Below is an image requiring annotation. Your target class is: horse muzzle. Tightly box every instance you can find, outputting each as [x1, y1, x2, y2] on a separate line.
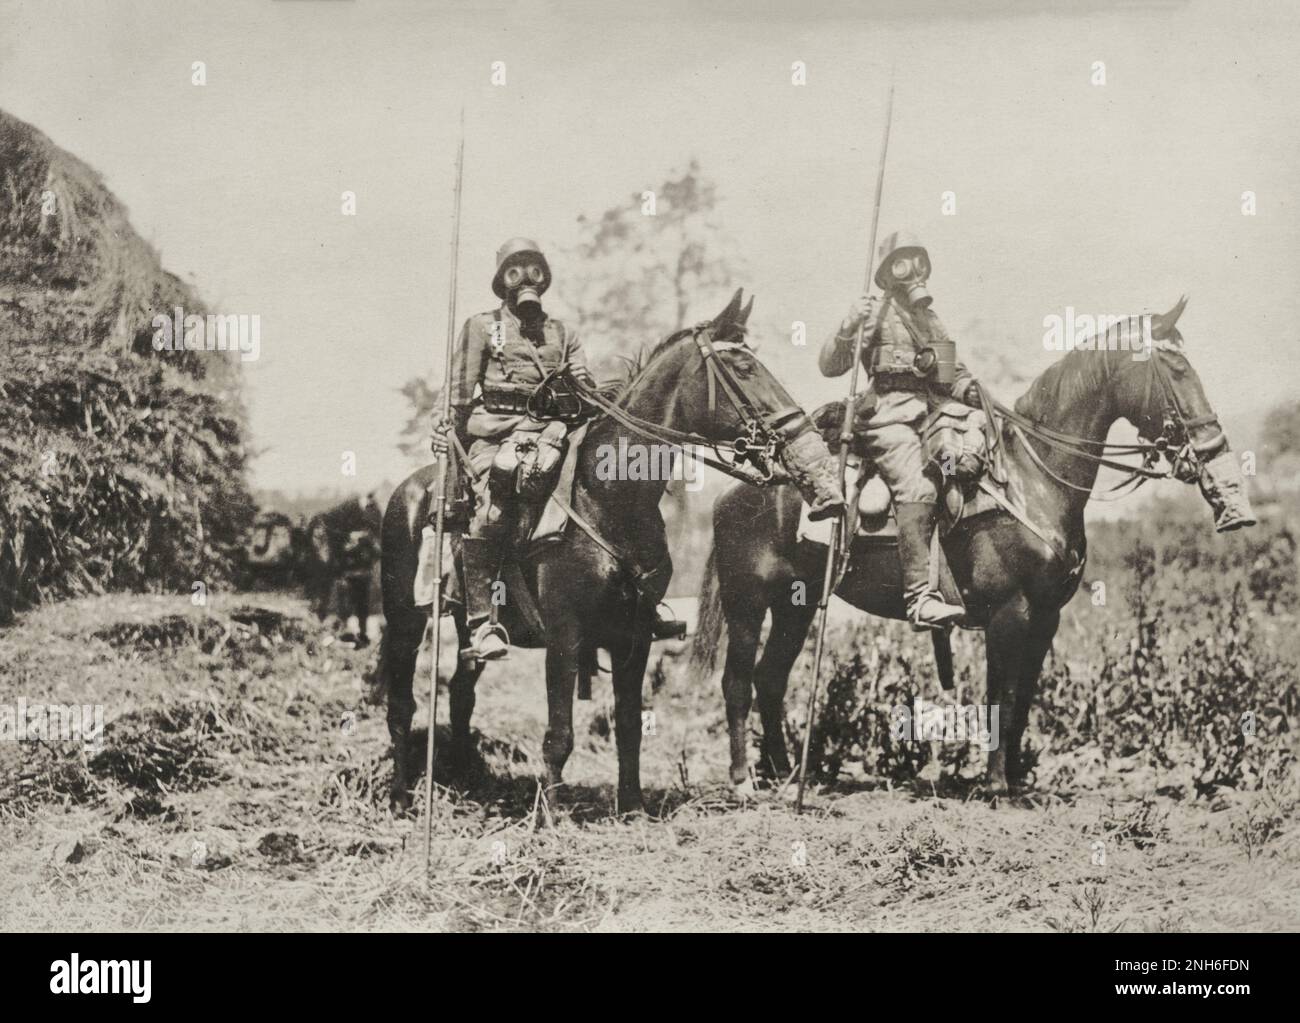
[1197, 448, 1256, 532]
[780, 426, 845, 520]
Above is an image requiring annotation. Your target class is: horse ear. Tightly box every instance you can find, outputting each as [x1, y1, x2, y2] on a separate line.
[1151, 294, 1189, 340]
[713, 288, 744, 329]
[738, 294, 755, 326]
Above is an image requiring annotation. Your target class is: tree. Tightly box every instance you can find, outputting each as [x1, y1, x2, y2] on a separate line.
[558, 158, 745, 375]
[398, 158, 743, 447]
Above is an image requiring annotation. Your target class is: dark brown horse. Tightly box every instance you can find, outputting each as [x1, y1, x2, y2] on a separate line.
[379, 291, 844, 813]
[692, 300, 1255, 796]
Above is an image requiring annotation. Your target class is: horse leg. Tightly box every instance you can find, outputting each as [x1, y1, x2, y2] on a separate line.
[382, 608, 426, 812]
[542, 618, 581, 796]
[447, 607, 484, 779]
[1007, 608, 1059, 787]
[754, 596, 817, 781]
[610, 628, 652, 815]
[720, 598, 764, 789]
[984, 594, 1031, 797]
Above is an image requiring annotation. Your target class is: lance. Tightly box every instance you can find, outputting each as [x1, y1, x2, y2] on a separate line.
[424, 108, 465, 873]
[795, 79, 894, 814]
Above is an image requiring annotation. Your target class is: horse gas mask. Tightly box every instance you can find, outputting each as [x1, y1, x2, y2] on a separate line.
[1137, 302, 1256, 534]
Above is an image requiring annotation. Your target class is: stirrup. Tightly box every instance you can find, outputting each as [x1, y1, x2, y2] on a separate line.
[465, 621, 510, 663]
[652, 602, 687, 641]
[909, 594, 964, 632]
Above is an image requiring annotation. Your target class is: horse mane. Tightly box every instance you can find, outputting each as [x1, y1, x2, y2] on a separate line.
[1014, 315, 1146, 420]
[601, 326, 697, 399]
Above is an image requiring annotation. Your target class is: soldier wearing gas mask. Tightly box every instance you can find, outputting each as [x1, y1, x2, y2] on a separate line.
[432, 236, 684, 663]
[431, 237, 594, 662]
[819, 231, 982, 630]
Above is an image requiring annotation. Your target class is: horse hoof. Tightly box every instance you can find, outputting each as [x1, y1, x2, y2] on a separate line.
[616, 791, 644, 817]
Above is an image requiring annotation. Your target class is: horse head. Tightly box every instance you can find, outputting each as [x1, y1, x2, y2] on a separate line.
[628, 288, 843, 517]
[1117, 297, 1255, 532]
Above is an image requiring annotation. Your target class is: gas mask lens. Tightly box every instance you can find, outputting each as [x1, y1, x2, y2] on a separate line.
[504, 264, 545, 289]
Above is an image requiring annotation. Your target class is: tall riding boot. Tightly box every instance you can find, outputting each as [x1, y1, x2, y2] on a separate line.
[460, 536, 509, 662]
[895, 502, 964, 630]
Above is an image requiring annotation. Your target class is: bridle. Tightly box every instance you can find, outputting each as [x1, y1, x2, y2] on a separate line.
[566, 321, 807, 485]
[996, 327, 1225, 500]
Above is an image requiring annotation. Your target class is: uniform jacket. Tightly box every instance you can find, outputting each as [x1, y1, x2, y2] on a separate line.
[449, 304, 594, 441]
[818, 299, 973, 429]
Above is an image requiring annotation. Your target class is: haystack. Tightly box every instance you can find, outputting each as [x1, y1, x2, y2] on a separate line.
[0, 109, 252, 621]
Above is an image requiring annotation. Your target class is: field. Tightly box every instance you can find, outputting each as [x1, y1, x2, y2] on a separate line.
[3, 507, 1298, 932]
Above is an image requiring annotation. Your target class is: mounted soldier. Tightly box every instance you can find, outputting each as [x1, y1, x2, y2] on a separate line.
[428, 237, 591, 662]
[432, 236, 684, 664]
[819, 231, 982, 630]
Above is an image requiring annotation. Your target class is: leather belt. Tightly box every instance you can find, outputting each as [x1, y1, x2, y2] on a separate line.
[481, 389, 533, 415]
[874, 374, 932, 394]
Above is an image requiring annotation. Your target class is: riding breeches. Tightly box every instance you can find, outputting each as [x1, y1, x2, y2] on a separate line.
[466, 439, 505, 536]
[865, 421, 936, 505]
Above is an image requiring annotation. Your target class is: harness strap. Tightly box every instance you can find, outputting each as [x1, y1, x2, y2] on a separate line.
[571, 371, 791, 487]
[975, 477, 1073, 566]
[1009, 421, 1152, 499]
[544, 489, 658, 593]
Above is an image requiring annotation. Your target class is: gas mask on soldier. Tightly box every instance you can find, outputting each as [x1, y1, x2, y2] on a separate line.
[884, 252, 931, 309]
[873, 231, 933, 310]
[492, 237, 553, 320]
[501, 261, 547, 316]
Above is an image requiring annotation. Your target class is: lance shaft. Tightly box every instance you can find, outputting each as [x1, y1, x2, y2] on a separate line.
[795, 79, 894, 814]
[425, 111, 465, 874]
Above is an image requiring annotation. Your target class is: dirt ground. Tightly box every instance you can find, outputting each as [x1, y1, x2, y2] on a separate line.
[2, 592, 1297, 932]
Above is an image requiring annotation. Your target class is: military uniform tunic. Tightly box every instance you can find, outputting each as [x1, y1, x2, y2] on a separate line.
[819, 300, 973, 504]
[449, 304, 593, 533]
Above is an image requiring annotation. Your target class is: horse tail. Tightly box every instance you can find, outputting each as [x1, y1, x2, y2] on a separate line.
[689, 541, 724, 676]
[932, 629, 955, 692]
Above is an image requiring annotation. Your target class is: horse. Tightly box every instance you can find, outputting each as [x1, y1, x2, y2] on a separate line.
[239, 510, 305, 590]
[304, 494, 382, 645]
[691, 298, 1255, 796]
[378, 289, 846, 814]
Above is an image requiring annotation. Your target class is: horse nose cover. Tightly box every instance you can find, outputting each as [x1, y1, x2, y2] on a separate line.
[782, 427, 845, 520]
[1198, 448, 1256, 532]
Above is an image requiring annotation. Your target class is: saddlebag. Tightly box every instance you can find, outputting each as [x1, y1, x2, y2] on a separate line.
[922, 402, 990, 484]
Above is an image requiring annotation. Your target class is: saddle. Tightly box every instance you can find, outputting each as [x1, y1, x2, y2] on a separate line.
[809, 397, 997, 529]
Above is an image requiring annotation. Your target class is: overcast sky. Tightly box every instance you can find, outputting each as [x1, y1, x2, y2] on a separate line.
[2, 0, 1296, 499]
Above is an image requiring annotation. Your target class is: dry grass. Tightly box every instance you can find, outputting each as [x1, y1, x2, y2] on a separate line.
[1, 592, 1297, 932]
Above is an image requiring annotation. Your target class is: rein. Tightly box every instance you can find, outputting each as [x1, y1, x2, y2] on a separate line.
[567, 322, 804, 487]
[992, 335, 1224, 500]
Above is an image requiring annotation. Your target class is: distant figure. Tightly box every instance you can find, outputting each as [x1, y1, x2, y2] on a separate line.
[240, 510, 304, 589]
[306, 492, 382, 646]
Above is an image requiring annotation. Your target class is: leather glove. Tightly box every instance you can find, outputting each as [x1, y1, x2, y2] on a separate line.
[430, 411, 454, 456]
[839, 294, 877, 340]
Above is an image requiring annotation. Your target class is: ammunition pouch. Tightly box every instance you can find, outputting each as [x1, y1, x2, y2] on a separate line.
[490, 421, 570, 503]
[923, 402, 990, 484]
[482, 372, 587, 424]
[481, 386, 535, 416]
